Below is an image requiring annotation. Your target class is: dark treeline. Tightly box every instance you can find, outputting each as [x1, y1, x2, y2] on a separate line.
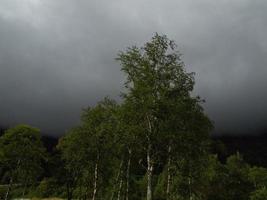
[40, 134, 267, 170]
[1, 34, 267, 200]
[212, 134, 267, 167]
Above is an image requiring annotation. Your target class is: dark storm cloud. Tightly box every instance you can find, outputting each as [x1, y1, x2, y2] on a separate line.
[0, 0, 267, 135]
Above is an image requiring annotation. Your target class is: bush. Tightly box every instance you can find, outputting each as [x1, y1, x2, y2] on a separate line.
[35, 178, 61, 198]
[250, 188, 267, 200]
[0, 185, 7, 200]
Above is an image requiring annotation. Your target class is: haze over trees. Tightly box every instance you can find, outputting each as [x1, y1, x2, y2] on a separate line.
[0, 34, 267, 200]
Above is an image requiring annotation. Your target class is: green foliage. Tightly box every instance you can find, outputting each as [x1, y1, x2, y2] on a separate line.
[225, 153, 253, 200]
[1, 34, 266, 200]
[0, 185, 7, 199]
[35, 178, 63, 198]
[0, 124, 46, 198]
[117, 33, 213, 200]
[205, 152, 254, 200]
[58, 97, 119, 199]
[249, 167, 267, 188]
[250, 187, 267, 200]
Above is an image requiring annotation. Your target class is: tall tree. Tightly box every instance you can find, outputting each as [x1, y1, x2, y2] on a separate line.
[57, 127, 88, 200]
[117, 33, 212, 200]
[0, 124, 46, 200]
[225, 153, 253, 200]
[59, 97, 118, 200]
[113, 102, 144, 200]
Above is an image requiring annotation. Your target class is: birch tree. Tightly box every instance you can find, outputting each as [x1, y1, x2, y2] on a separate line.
[118, 34, 196, 200]
[59, 97, 118, 200]
[117, 33, 213, 200]
[113, 102, 143, 200]
[0, 124, 46, 200]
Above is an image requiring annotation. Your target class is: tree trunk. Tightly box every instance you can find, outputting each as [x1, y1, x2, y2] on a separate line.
[4, 177, 13, 200]
[92, 153, 100, 200]
[126, 148, 132, 200]
[188, 176, 192, 200]
[166, 144, 172, 199]
[5, 159, 21, 200]
[117, 177, 123, 200]
[67, 180, 73, 200]
[147, 144, 153, 200]
[22, 180, 28, 197]
[110, 159, 124, 200]
[146, 114, 153, 200]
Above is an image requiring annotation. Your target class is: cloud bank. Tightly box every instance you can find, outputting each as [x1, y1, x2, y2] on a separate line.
[0, 0, 267, 135]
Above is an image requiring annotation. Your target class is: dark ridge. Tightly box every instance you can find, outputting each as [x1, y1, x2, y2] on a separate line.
[41, 135, 59, 152]
[212, 133, 267, 167]
[1, 125, 58, 152]
[2, 124, 266, 167]
[38, 133, 267, 167]
[0, 125, 8, 137]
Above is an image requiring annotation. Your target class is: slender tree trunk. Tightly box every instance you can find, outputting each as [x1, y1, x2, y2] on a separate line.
[67, 182, 72, 200]
[5, 159, 21, 200]
[188, 176, 192, 200]
[22, 186, 26, 197]
[92, 153, 100, 200]
[4, 177, 13, 200]
[166, 144, 172, 199]
[117, 158, 125, 200]
[146, 114, 153, 200]
[126, 148, 132, 200]
[110, 159, 124, 200]
[22, 179, 28, 197]
[117, 177, 123, 200]
[147, 144, 153, 200]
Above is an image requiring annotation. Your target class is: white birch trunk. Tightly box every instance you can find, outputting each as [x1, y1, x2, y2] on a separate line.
[110, 159, 124, 200]
[189, 176, 193, 200]
[117, 177, 123, 200]
[147, 145, 153, 200]
[4, 177, 13, 200]
[166, 144, 172, 199]
[126, 149, 132, 200]
[92, 153, 99, 200]
[146, 114, 153, 200]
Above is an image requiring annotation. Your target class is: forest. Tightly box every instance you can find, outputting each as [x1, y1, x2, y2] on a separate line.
[0, 34, 267, 200]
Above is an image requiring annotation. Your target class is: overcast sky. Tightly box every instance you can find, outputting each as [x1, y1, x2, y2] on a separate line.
[0, 0, 267, 135]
